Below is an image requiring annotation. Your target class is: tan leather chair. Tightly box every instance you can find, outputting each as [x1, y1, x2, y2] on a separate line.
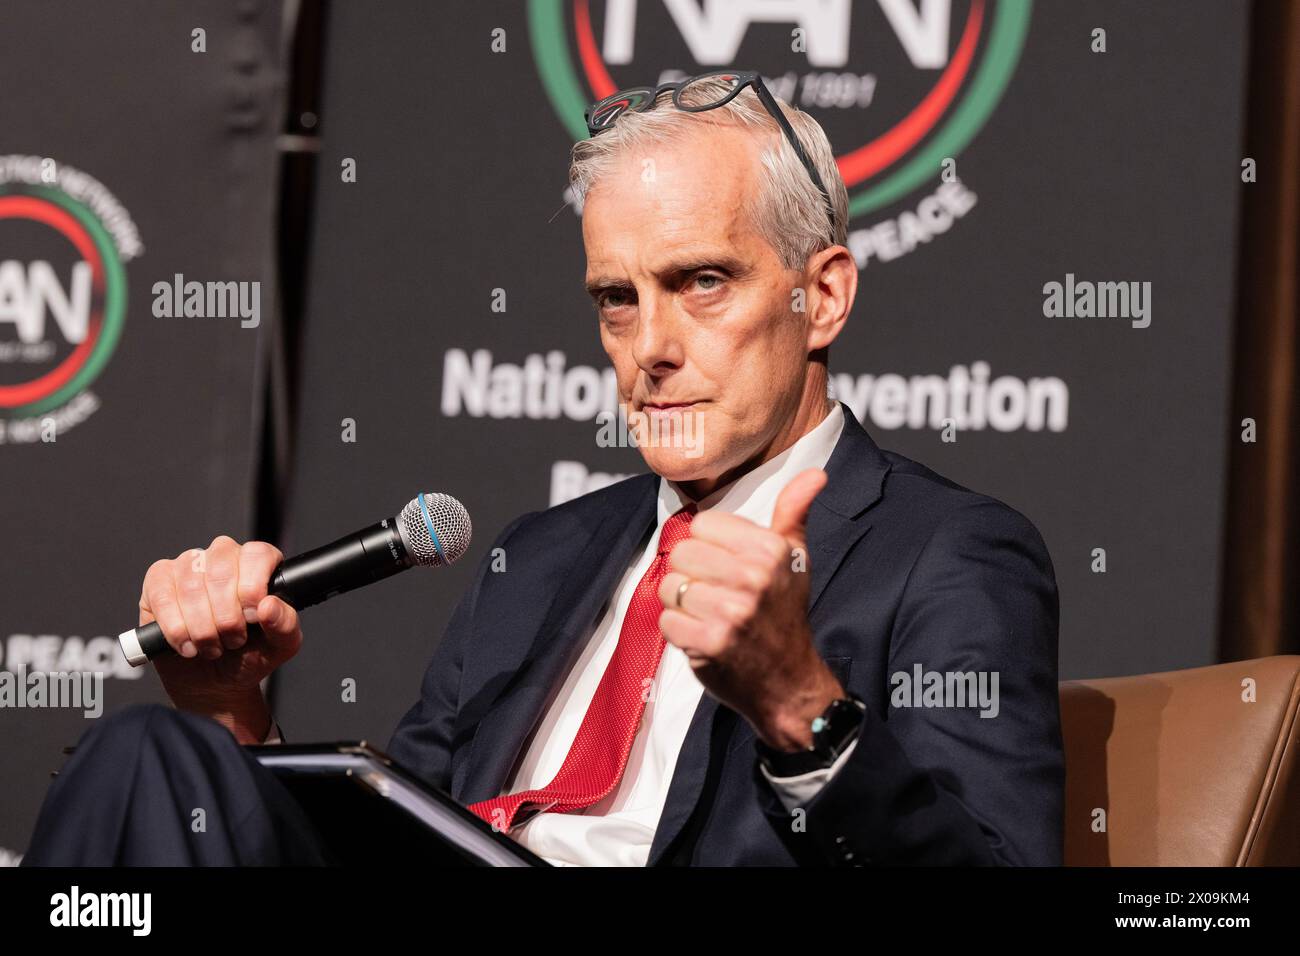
[1060, 655, 1300, 865]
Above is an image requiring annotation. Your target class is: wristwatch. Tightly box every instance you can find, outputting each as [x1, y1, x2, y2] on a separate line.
[756, 694, 867, 777]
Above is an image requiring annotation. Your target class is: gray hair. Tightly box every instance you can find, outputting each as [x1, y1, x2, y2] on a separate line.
[569, 78, 849, 270]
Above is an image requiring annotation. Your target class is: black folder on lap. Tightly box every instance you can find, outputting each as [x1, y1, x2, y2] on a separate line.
[245, 742, 550, 867]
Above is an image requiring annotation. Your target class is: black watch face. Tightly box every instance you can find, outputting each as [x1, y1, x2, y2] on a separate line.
[814, 697, 865, 756]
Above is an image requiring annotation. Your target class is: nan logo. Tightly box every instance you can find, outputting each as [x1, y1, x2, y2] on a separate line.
[0, 155, 142, 441]
[531, 0, 1033, 266]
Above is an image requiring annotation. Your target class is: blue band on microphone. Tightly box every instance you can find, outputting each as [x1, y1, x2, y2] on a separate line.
[416, 492, 446, 563]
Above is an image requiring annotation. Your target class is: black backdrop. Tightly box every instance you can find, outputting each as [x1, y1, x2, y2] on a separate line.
[1, 0, 1249, 858]
[0, 0, 284, 856]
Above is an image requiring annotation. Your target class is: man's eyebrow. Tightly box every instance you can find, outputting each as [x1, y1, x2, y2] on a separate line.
[584, 255, 750, 296]
[658, 254, 748, 278]
[584, 275, 631, 296]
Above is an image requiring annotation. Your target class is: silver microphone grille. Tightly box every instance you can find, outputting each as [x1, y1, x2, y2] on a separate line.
[397, 493, 472, 567]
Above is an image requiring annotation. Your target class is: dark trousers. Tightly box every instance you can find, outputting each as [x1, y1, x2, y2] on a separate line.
[22, 703, 331, 866]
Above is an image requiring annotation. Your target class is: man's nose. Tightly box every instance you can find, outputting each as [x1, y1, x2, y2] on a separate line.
[631, 292, 684, 375]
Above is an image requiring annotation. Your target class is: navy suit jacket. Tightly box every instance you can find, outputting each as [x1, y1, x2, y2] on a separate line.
[387, 403, 1065, 866]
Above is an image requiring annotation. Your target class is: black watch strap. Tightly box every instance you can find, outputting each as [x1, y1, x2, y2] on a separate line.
[757, 694, 866, 777]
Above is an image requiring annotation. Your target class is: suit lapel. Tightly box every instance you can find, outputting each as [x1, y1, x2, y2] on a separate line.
[455, 475, 659, 803]
[805, 401, 891, 610]
[646, 692, 723, 864]
[648, 403, 892, 863]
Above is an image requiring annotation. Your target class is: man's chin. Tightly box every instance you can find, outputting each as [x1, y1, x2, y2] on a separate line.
[637, 447, 718, 484]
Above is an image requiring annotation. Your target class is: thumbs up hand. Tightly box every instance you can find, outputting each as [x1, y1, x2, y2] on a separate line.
[658, 468, 847, 752]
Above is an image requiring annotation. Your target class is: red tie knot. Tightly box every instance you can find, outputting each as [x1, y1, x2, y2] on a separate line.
[657, 504, 696, 556]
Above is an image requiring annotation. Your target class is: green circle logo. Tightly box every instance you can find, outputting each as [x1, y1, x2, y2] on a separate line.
[0, 160, 136, 425]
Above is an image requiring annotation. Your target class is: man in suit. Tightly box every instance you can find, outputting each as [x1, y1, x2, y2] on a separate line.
[24, 75, 1063, 866]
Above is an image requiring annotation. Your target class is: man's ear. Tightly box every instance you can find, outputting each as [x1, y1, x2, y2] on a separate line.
[802, 245, 856, 352]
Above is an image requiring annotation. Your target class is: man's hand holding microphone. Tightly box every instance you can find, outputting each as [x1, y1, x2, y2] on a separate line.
[121, 493, 472, 744]
[140, 537, 300, 744]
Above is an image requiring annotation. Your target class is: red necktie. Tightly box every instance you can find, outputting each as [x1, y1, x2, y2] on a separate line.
[468, 505, 696, 833]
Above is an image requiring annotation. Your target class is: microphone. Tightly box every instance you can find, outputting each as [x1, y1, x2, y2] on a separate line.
[117, 492, 472, 667]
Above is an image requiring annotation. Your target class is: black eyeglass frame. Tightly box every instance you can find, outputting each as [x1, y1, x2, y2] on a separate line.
[584, 70, 836, 243]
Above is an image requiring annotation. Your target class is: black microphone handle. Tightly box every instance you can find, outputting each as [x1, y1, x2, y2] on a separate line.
[119, 519, 411, 666]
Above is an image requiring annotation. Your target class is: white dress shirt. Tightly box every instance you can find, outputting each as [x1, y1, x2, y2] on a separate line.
[263, 403, 857, 866]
